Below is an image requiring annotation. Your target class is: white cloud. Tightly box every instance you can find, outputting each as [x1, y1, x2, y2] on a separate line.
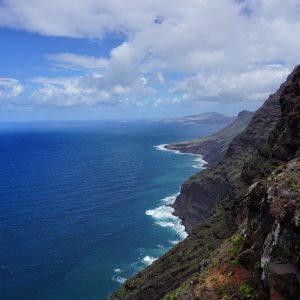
[1, 0, 300, 106]
[171, 64, 290, 102]
[0, 78, 23, 103]
[45, 53, 109, 70]
[152, 97, 182, 107]
[30, 73, 152, 107]
[156, 72, 165, 84]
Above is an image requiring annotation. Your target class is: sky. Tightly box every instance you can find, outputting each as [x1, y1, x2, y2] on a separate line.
[0, 0, 299, 121]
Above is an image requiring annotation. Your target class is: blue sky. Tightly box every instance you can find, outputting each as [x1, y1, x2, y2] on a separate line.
[0, 0, 299, 121]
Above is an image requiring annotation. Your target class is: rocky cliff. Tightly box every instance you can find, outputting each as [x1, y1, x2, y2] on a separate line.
[109, 65, 300, 300]
[165, 110, 254, 165]
[172, 66, 298, 233]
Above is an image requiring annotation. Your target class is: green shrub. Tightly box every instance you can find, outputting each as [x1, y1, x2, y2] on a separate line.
[254, 261, 261, 269]
[240, 282, 253, 299]
[230, 258, 239, 265]
[229, 246, 240, 257]
[289, 179, 298, 192]
[216, 286, 224, 297]
[232, 235, 243, 246]
[260, 143, 272, 158]
[165, 294, 176, 300]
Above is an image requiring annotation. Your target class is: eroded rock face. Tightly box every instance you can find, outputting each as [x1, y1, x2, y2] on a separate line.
[173, 172, 234, 233]
[241, 160, 300, 299]
[270, 65, 300, 161]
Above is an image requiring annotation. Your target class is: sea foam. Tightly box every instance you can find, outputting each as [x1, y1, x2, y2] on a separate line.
[140, 142, 205, 272]
[146, 143, 207, 241]
[112, 276, 126, 284]
[142, 256, 157, 265]
[154, 144, 207, 169]
[145, 194, 187, 240]
[169, 239, 181, 245]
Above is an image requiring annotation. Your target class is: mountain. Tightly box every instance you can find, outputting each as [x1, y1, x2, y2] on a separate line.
[165, 110, 254, 164]
[161, 112, 235, 125]
[109, 65, 300, 300]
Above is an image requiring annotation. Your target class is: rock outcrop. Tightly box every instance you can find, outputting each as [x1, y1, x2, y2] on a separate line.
[241, 160, 300, 299]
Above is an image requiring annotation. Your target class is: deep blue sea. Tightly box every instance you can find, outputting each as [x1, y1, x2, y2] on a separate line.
[0, 121, 224, 300]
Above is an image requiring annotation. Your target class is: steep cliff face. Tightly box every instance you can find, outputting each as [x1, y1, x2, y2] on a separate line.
[109, 65, 300, 300]
[173, 66, 300, 234]
[270, 69, 300, 161]
[165, 110, 254, 165]
[242, 67, 300, 299]
[242, 160, 300, 299]
[172, 69, 293, 233]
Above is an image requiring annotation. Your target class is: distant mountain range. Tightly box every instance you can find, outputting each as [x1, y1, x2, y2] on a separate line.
[161, 112, 235, 125]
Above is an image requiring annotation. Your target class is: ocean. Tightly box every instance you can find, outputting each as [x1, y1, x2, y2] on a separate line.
[0, 120, 224, 300]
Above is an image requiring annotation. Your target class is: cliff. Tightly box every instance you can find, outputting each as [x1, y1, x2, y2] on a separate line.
[172, 73, 289, 233]
[165, 110, 254, 164]
[109, 65, 300, 300]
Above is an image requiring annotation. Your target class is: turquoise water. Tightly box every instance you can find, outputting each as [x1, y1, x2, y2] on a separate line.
[0, 121, 223, 299]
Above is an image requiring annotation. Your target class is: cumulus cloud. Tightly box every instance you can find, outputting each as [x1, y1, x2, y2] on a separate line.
[30, 73, 151, 107]
[0, 77, 23, 103]
[1, 0, 300, 106]
[171, 64, 290, 102]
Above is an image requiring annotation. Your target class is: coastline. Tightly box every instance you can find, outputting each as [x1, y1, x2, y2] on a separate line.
[148, 144, 208, 240]
[154, 144, 208, 169]
[163, 110, 255, 165]
[112, 142, 205, 286]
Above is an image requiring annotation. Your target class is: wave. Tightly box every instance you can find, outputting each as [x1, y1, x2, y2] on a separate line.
[112, 275, 126, 284]
[154, 144, 207, 169]
[154, 144, 182, 155]
[145, 194, 187, 240]
[112, 268, 126, 284]
[193, 156, 207, 169]
[142, 256, 157, 265]
[169, 239, 181, 245]
[154, 144, 171, 152]
[155, 221, 176, 227]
